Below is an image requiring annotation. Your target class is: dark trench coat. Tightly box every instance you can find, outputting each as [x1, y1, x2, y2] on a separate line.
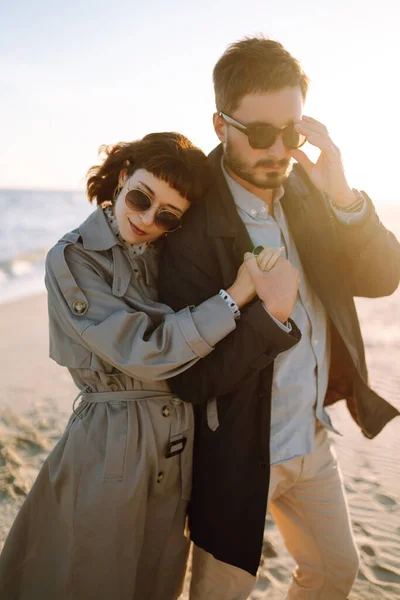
[158, 145, 400, 575]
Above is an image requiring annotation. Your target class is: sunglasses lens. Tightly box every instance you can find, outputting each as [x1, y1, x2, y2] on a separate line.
[156, 211, 181, 232]
[125, 189, 151, 211]
[248, 126, 277, 149]
[283, 126, 307, 149]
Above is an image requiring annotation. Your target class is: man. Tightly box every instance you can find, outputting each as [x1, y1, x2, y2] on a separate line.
[158, 37, 400, 599]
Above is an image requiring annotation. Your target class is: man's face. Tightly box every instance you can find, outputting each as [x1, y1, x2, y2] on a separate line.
[215, 87, 304, 190]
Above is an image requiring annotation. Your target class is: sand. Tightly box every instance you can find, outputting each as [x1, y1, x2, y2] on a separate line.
[0, 287, 399, 599]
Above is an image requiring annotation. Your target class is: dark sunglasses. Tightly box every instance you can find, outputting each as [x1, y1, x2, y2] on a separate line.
[125, 188, 182, 233]
[219, 112, 307, 150]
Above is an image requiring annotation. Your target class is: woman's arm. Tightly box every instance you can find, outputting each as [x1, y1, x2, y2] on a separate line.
[45, 241, 236, 381]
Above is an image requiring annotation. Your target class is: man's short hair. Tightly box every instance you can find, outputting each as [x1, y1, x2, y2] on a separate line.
[213, 36, 309, 114]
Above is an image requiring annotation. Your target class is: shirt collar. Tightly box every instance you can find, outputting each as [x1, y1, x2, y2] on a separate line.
[221, 157, 284, 218]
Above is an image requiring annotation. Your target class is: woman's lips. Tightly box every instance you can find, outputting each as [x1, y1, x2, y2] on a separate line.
[129, 220, 147, 236]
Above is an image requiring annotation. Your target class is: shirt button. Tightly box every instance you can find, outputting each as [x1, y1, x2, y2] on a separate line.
[260, 206, 267, 213]
[250, 209, 257, 217]
[161, 405, 172, 417]
[313, 339, 319, 346]
[157, 471, 164, 483]
[171, 396, 182, 406]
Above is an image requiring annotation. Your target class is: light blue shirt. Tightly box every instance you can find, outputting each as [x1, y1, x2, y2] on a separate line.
[222, 162, 366, 465]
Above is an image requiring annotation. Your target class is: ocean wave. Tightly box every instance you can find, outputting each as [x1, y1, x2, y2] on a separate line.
[0, 189, 94, 304]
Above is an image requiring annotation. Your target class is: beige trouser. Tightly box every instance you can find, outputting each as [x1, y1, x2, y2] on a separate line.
[189, 423, 359, 600]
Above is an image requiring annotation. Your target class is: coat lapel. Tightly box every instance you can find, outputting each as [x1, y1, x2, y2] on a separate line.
[206, 146, 255, 287]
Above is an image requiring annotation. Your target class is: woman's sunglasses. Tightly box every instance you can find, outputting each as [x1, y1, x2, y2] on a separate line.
[219, 112, 307, 150]
[125, 188, 182, 233]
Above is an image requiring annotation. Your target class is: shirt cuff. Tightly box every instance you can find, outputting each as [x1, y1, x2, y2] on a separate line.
[262, 303, 292, 332]
[330, 195, 368, 224]
[188, 294, 237, 353]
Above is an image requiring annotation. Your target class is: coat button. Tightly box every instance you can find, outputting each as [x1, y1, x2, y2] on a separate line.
[72, 299, 87, 314]
[162, 405, 172, 417]
[171, 396, 182, 406]
[157, 471, 164, 483]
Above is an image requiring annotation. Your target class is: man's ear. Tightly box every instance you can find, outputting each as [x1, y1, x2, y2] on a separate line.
[213, 112, 226, 143]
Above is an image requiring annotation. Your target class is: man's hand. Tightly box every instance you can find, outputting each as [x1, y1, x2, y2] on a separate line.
[227, 246, 283, 308]
[291, 116, 356, 208]
[244, 253, 300, 323]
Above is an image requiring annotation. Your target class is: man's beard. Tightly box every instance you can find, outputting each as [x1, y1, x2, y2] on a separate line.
[224, 141, 293, 189]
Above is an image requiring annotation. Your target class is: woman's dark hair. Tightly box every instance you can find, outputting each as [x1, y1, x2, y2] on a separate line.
[87, 132, 211, 205]
[213, 36, 309, 114]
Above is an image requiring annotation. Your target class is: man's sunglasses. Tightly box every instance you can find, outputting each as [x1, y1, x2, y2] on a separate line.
[125, 188, 182, 232]
[219, 112, 307, 150]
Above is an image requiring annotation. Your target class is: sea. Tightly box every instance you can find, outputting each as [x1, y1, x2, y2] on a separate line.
[1, 189, 400, 306]
[0, 189, 94, 304]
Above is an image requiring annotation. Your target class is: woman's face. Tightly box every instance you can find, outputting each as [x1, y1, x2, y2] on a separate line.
[113, 169, 190, 244]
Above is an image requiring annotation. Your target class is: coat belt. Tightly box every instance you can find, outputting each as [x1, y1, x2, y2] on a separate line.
[81, 389, 175, 403]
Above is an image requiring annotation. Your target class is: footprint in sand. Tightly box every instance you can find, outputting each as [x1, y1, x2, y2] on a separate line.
[375, 493, 397, 508]
[370, 565, 400, 584]
[353, 521, 371, 537]
[268, 567, 287, 583]
[262, 540, 278, 559]
[344, 483, 356, 494]
[253, 574, 272, 593]
[360, 544, 375, 557]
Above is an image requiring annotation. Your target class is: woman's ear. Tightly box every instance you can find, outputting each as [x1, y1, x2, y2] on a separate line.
[213, 112, 226, 143]
[118, 168, 128, 188]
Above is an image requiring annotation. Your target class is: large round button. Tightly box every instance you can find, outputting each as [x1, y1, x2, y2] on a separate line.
[157, 471, 164, 483]
[72, 299, 87, 315]
[162, 405, 172, 417]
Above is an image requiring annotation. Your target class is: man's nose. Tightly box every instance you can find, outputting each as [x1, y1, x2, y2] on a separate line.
[266, 133, 287, 161]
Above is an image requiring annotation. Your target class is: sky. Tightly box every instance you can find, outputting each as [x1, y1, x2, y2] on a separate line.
[1, 0, 399, 204]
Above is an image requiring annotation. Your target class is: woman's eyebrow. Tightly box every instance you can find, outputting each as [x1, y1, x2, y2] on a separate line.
[138, 181, 155, 196]
[138, 180, 183, 214]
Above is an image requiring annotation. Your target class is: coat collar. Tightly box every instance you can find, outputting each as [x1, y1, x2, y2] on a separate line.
[79, 205, 121, 251]
[206, 144, 314, 239]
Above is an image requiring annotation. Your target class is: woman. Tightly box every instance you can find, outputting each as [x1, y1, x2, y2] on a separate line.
[0, 132, 268, 600]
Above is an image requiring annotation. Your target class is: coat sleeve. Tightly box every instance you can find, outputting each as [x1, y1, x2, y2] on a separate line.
[332, 193, 400, 298]
[45, 242, 236, 381]
[158, 234, 301, 404]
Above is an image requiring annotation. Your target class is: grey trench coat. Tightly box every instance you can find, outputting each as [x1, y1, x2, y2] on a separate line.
[0, 207, 236, 600]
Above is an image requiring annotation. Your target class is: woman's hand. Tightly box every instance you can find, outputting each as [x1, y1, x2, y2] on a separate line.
[227, 246, 283, 308]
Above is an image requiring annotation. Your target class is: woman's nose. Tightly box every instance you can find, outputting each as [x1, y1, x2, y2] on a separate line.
[140, 205, 158, 226]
